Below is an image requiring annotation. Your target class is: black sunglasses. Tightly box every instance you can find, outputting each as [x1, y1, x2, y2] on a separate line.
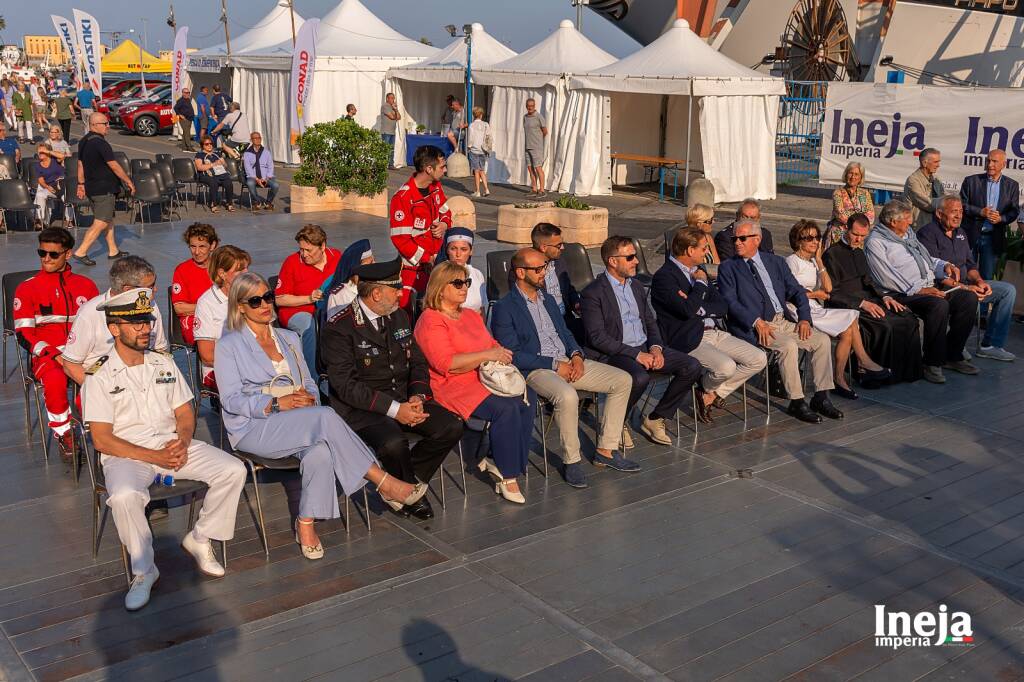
[37, 248, 66, 259]
[732, 235, 757, 242]
[799, 234, 821, 242]
[449, 278, 473, 289]
[614, 253, 638, 262]
[243, 292, 276, 308]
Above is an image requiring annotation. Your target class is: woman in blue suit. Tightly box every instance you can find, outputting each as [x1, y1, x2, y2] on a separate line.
[214, 272, 427, 560]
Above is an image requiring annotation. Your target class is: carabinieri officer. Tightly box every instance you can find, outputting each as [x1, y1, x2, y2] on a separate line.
[82, 288, 246, 611]
[321, 259, 462, 520]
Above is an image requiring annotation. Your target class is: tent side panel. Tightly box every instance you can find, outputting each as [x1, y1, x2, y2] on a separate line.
[698, 94, 779, 202]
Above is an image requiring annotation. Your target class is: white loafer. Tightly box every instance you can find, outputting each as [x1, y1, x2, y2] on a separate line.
[125, 569, 159, 611]
[181, 533, 225, 578]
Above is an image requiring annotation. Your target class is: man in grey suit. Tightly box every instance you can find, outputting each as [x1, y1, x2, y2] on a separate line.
[904, 147, 945, 229]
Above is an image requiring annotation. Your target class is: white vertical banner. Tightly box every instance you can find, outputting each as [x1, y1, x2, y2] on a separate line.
[289, 18, 319, 146]
[172, 26, 189, 100]
[72, 9, 103, 98]
[51, 15, 81, 87]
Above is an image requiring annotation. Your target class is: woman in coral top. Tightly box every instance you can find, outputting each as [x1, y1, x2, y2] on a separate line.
[414, 261, 533, 504]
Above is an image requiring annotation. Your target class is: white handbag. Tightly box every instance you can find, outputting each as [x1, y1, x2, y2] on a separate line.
[262, 373, 299, 398]
[478, 361, 527, 402]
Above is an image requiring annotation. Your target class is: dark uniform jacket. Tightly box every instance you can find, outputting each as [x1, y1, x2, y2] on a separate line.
[321, 301, 432, 432]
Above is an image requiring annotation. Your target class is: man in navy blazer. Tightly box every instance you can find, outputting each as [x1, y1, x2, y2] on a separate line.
[505, 222, 584, 342]
[716, 219, 842, 424]
[652, 228, 767, 424]
[492, 248, 635, 486]
[581, 236, 702, 447]
[958, 149, 1020, 279]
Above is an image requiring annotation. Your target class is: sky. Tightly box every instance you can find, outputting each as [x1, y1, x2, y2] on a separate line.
[1, 0, 641, 57]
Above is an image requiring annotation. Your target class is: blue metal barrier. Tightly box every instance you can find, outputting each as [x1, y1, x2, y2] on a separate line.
[776, 81, 828, 185]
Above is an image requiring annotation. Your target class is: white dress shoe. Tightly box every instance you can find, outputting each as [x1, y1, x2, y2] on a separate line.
[495, 479, 526, 504]
[181, 533, 225, 578]
[125, 569, 159, 611]
[478, 457, 502, 480]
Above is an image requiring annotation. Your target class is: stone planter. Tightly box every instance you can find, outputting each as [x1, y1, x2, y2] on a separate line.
[290, 185, 388, 217]
[446, 195, 477, 229]
[496, 202, 608, 246]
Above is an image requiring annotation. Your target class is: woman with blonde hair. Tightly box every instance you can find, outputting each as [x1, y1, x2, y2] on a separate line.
[414, 261, 532, 504]
[828, 162, 875, 249]
[684, 203, 720, 265]
[214, 272, 426, 559]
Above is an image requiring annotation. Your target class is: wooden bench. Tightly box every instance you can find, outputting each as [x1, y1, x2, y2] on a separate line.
[611, 152, 687, 202]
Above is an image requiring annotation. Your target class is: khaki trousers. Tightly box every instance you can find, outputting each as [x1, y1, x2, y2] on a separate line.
[527, 359, 632, 463]
[688, 328, 768, 399]
[764, 315, 834, 400]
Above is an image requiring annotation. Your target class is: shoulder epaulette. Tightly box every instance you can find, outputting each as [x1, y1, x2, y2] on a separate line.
[85, 356, 108, 375]
[328, 306, 354, 324]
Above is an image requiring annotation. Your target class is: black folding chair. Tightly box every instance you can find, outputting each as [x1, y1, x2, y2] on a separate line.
[166, 286, 197, 395]
[63, 171, 93, 228]
[629, 237, 653, 288]
[129, 158, 152, 176]
[172, 157, 207, 209]
[562, 242, 596, 293]
[3, 270, 51, 462]
[485, 249, 516, 323]
[0, 179, 35, 231]
[0, 154, 19, 179]
[130, 171, 169, 224]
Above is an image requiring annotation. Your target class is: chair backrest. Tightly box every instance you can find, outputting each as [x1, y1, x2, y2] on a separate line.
[171, 157, 197, 182]
[132, 172, 163, 202]
[485, 249, 516, 302]
[664, 227, 679, 262]
[630, 237, 652, 277]
[155, 153, 173, 165]
[562, 242, 595, 293]
[129, 158, 152, 176]
[166, 285, 189, 348]
[113, 154, 130, 179]
[0, 154, 18, 179]
[153, 160, 175, 188]
[3, 270, 38, 344]
[223, 157, 240, 183]
[0, 179, 33, 209]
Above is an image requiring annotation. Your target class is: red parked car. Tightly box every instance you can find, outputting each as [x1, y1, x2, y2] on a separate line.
[118, 93, 175, 137]
[100, 79, 145, 102]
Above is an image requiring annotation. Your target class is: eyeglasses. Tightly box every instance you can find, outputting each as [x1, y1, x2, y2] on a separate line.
[614, 253, 638, 262]
[94, 121, 110, 127]
[699, 218, 713, 225]
[541, 242, 565, 251]
[518, 262, 549, 274]
[37, 248, 66, 259]
[116, 320, 153, 330]
[449, 278, 473, 289]
[732, 235, 757, 242]
[243, 292, 276, 308]
[799, 234, 821, 242]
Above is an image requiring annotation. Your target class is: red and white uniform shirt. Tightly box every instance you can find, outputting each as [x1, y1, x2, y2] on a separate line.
[171, 258, 213, 345]
[13, 267, 99, 360]
[275, 247, 341, 328]
[389, 175, 451, 304]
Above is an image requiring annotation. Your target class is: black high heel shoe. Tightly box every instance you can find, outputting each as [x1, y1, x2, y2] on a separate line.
[831, 385, 859, 400]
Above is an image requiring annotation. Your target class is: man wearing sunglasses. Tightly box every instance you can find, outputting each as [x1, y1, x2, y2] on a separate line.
[83, 288, 246, 611]
[582, 236, 703, 447]
[493, 247, 636, 487]
[13, 227, 99, 459]
[717, 219, 842, 424]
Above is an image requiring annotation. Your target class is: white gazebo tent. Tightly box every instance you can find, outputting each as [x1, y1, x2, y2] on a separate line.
[386, 23, 517, 168]
[473, 20, 617, 196]
[570, 19, 786, 202]
[230, 0, 437, 164]
[186, 3, 304, 93]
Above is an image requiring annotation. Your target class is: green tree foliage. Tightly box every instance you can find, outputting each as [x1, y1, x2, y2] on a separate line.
[293, 118, 389, 197]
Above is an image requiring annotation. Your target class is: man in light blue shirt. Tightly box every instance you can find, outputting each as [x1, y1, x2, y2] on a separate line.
[241, 132, 279, 210]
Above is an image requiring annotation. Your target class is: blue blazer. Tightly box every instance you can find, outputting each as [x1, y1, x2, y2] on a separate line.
[650, 260, 728, 353]
[580, 274, 663, 361]
[717, 254, 811, 345]
[491, 287, 582, 373]
[213, 326, 319, 446]
[959, 172, 1020, 252]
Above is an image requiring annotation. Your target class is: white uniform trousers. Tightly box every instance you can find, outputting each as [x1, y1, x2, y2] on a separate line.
[688, 328, 768, 399]
[102, 441, 246, 577]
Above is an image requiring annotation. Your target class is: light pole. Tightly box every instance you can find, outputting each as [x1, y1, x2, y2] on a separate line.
[129, 28, 147, 94]
[571, 0, 590, 32]
[140, 17, 149, 52]
[444, 23, 474, 144]
[279, 0, 297, 46]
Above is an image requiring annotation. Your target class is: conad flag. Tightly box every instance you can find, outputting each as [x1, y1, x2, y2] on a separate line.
[72, 9, 102, 98]
[172, 27, 189, 100]
[289, 18, 319, 146]
[50, 15, 81, 87]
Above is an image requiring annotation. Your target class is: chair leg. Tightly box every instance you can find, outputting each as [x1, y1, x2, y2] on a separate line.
[121, 544, 132, 586]
[2, 335, 7, 383]
[362, 487, 372, 533]
[438, 459, 446, 510]
[247, 463, 270, 557]
[92, 493, 101, 557]
[763, 363, 771, 425]
[187, 494, 198, 528]
[33, 385, 49, 462]
[220, 540, 227, 568]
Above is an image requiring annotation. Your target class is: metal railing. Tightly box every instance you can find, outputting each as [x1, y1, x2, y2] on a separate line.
[776, 81, 828, 185]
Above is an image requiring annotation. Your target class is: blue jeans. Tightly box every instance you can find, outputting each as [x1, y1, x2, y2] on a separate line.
[286, 312, 320, 380]
[982, 280, 1016, 348]
[974, 232, 996, 280]
[246, 177, 279, 205]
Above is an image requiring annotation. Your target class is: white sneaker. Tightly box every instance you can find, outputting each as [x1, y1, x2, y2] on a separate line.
[125, 569, 159, 611]
[181, 532, 225, 577]
[978, 345, 1016, 362]
[962, 349, 972, 361]
[472, 191, 481, 197]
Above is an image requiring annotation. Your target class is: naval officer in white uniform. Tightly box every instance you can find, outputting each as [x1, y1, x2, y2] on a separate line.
[82, 288, 246, 611]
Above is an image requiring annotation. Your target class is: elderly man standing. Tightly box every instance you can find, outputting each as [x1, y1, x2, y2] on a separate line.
[959, 149, 1020, 280]
[717, 219, 841, 424]
[866, 199, 978, 384]
[918, 194, 1016, 363]
[173, 88, 197, 152]
[904, 147, 944, 229]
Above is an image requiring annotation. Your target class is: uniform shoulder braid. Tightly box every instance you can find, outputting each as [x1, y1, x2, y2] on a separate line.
[85, 355, 109, 375]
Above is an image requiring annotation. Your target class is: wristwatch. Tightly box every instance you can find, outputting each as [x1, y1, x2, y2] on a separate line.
[271, 397, 280, 414]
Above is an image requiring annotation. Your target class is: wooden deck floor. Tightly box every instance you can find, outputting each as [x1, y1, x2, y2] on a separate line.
[2, 213, 1024, 681]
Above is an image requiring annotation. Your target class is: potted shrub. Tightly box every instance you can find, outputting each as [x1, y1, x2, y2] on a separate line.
[291, 118, 390, 216]
[497, 194, 608, 246]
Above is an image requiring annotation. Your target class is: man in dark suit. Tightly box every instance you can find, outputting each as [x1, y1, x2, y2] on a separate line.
[321, 259, 462, 520]
[717, 219, 842, 424]
[714, 199, 775, 260]
[959, 148, 1020, 280]
[652, 228, 767, 423]
[581, 236, 702, 446]
[506, 222, 583, 342]
[492, 248, 636, 486]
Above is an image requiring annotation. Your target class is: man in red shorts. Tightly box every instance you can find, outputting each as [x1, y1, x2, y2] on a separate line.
[14, 227, 99, 458]
[389, 145, 452, 308]
[171, 223, 219, 345]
